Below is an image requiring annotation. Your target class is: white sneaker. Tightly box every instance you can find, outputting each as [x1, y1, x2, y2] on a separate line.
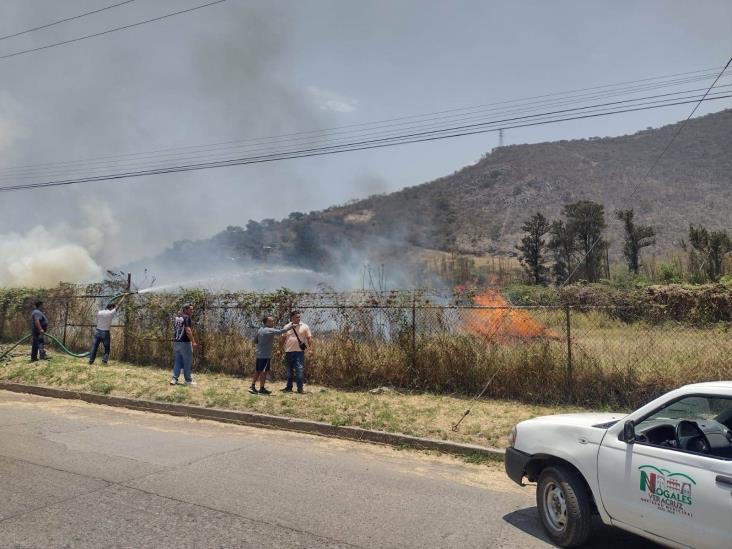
[185, 380, 197, 386]
[170, 378, 178, 385]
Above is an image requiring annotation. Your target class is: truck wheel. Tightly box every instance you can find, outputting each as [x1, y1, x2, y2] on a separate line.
[536, 465, 593, 547]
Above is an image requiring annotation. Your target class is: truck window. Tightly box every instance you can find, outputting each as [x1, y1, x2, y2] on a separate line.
[635, 395, 732, 459]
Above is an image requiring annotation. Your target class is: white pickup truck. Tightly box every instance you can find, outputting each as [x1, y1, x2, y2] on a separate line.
[504, 382, 732, 548]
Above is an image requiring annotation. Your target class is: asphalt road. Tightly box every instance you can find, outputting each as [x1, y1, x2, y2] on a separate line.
[0, 391, 659, 548]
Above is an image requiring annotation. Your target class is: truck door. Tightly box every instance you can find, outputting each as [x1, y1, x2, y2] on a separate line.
[597, 395, 732, 549]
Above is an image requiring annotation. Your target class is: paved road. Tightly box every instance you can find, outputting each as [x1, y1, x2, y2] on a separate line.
[0, 391, 659, 548]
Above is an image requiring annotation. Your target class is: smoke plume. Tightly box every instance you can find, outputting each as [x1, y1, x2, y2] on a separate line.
[0, 201, 118, 287]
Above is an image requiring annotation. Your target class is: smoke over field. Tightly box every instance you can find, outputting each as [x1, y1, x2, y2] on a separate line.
[0, 1, 352, 288]
[0, 201, 120, 287]
[0, 227, 101, 287]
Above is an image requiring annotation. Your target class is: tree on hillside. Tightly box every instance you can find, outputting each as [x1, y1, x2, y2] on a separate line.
[516, 212, 551, 285]
[548, 219, 575, 284]
[548, 201, 607, 284]
[686, 225, 731, 282]
[564, 201, 607, 283]
[291, 221, 331, 270]
[616, 209, 655, 274]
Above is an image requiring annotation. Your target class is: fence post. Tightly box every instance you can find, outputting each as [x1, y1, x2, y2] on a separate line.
[122, 273, 131, 361]
[410, 292, 417, 373]
[62, 300, 70, 346]
[565, 305, 573, 402]
[200, 294, 207, 369]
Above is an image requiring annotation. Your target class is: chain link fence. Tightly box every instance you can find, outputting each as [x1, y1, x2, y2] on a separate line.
[2, 290, 730, 407]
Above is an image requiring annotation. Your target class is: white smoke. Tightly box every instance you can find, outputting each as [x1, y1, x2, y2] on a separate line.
[0, 201, 118, 287]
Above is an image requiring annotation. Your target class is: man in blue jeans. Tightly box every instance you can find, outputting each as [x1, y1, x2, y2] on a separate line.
[280, 310, 312, 394]
[30, 300, 49, 362]
[170, 304, 197, 386]
[89, 295, 126, 365]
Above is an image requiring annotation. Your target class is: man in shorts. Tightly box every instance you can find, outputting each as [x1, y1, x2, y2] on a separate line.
[280, 310, 313, 394]
[250, 316, 292, 395]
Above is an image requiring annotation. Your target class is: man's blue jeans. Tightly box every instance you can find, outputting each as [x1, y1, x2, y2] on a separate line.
[284, 351, 305, 391]
[172, 341, 193, 383]
[31, 332, 46, 360]
[89, 329, 111, 364]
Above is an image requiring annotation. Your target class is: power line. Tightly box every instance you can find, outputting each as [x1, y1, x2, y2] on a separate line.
[0, 1, 136, 42]
[1, 92, 729, 193]
[1, 85, 730, 183]
[0, 0, 226, 61]
[1, 73, 730, 181]
[0, 66, 724, 174]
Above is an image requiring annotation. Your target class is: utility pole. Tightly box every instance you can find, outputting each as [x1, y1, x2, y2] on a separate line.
[498, 128, 504, 148]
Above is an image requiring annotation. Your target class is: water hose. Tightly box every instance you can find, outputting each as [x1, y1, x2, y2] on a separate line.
[109, 291, 131, 303]
[45, 333, 90, 358]
[0, 332, 90, 361]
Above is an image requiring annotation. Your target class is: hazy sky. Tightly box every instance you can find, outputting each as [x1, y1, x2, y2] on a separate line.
[0, 0, 730, 271]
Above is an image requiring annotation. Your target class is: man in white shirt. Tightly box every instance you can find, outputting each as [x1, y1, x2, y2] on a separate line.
[89, 295, 126, 365]
[280, 310, 313, 394]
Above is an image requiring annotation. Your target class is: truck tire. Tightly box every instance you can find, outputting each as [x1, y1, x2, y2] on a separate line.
[536, 465, 593, 547]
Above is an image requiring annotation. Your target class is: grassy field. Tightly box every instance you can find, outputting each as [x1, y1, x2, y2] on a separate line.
[0, 344, 586, 449]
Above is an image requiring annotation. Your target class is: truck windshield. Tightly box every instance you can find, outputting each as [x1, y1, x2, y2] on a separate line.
[643, 396, 732, 424]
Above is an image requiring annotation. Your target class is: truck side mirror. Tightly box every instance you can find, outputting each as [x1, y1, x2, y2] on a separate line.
[623, 420, 636, 444]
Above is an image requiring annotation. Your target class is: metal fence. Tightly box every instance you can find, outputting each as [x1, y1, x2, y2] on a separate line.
[1, 291, 730, 407]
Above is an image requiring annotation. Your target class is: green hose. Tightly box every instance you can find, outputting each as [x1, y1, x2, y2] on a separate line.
[45, 333, 90, 358]
[109, 292, 129, 303]
[0, 332, 90, 362]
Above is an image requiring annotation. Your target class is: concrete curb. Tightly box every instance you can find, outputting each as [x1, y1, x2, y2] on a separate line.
[0, 381, 505, 459]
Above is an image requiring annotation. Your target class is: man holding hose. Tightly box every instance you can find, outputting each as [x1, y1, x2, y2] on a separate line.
[89, 295, 126, 365]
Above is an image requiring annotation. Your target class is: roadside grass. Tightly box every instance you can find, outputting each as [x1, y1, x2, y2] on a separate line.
[0, 344, 588, 448]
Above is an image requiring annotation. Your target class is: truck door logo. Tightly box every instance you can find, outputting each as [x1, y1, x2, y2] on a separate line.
[639, 465, 695, 517]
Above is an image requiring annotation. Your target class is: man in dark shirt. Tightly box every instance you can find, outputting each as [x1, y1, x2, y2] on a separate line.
[30, 300, 49, 362]
[170, 304, 197, 386]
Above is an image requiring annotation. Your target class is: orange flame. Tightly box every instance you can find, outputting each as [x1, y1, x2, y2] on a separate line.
[466, 290, 559, 341]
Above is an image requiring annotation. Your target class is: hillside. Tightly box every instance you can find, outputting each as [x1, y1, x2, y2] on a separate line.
[319, 108, 732, 257]
[141, 109, 732, 280]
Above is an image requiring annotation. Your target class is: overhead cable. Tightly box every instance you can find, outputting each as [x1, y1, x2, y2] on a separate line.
[1, 75, 730, 182]
[0, 0, 136, 42]
[0, 0, 227, 61]
[1, 92, 729, 193]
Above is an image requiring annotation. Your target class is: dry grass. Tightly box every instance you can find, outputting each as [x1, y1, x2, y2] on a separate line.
[0, 344, 583, 449]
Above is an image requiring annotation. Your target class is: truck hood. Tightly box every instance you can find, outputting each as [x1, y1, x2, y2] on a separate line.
[523, 412, 625, 428]
[515, 412, 627, 453]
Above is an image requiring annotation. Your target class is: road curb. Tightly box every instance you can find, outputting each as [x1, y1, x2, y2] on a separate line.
[0, 381, 505, 459]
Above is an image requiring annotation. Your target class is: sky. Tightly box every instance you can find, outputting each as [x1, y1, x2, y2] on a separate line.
[0, 0, 730, 283]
